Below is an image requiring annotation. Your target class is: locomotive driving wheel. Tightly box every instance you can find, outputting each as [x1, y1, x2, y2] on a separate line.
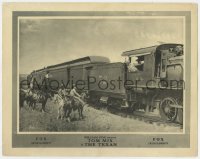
[159, 97, 178, 122]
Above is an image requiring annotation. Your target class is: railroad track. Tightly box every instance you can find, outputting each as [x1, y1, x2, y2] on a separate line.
[89, 104, 183, 129]
[130, 112, 182, 128]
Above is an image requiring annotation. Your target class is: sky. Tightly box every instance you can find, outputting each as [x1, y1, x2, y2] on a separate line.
[19, 18, 183, 74]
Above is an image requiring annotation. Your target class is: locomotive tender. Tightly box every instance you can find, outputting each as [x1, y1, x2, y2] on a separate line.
[27, 43, 184, 123]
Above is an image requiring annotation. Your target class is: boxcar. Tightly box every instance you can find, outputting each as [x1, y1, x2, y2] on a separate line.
[29, 56, 110, 90]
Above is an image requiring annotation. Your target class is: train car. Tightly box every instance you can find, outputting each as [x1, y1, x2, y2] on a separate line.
[28, 56, 110, 90]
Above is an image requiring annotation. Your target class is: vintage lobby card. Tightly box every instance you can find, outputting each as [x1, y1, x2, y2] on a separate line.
[2, 3, 198, 156]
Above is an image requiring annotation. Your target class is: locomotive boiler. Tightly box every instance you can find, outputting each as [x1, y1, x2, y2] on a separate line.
[26, 43, 184, 124]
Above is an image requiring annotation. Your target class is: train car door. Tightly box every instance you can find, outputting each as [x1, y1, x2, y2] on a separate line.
[66, 67, 71, 89]
[84, 66, 93, 90]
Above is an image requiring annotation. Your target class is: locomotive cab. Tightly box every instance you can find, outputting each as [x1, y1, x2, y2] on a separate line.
[122, 44, 184, 89]
[122, 45, 156, 89]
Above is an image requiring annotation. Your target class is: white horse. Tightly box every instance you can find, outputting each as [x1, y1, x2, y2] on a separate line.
[54, 94, 72, 121]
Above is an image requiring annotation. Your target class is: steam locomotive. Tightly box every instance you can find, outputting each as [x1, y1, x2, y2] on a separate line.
[27, 43, 184, 124]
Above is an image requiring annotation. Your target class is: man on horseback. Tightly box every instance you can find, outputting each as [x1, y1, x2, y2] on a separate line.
[70, 84, 88, 107]
[58, 83, 69, 98]
[55, 84, 72, 120]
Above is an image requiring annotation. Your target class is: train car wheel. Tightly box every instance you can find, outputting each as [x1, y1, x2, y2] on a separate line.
[159, 97, 178, 122]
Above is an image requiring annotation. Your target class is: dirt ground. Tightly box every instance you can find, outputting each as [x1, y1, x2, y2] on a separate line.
[19, 100, 182, 132]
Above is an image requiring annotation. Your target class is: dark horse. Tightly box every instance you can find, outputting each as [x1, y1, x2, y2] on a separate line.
[20, 88, 33, 109]
[20, 89, 26, 109]
[54, 92, 88, 122]
[28, 90, 52, 112]
[68, 92, 88, 121]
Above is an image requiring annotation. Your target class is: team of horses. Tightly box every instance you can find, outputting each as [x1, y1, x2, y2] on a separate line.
[20, 88, 88, 122]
